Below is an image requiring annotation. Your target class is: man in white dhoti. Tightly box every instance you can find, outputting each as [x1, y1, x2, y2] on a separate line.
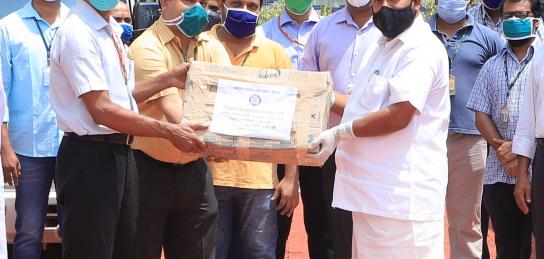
[308, 0, 451, 257]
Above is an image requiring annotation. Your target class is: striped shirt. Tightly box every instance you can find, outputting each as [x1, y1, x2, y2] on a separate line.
[467, 42, 538, 185]
[468, 4, 503, 35]
[129, 19, 230, 164]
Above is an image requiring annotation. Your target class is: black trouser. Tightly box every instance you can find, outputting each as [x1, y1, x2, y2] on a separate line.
[55, 136, 138, 259]
[483, 183, 532, 259]
[533, 144, 544, 259]
[133, 150, 218, 259]
[481, 201, 490, 259]
[276, 153, 353, 259]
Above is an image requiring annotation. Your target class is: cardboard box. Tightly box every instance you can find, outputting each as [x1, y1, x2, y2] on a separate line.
[182, 61, 333, 166]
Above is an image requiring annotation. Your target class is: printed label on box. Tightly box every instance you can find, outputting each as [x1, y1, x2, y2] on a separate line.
[209, 79, 298, 141]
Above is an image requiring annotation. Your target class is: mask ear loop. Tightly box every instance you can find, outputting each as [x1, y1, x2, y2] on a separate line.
[163, 12, 184, 25]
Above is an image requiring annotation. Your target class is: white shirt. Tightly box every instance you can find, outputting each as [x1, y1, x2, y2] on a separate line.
[50, 0, 136, 135]
[332, 15, 451, 221]
[512, 44, 544, 159]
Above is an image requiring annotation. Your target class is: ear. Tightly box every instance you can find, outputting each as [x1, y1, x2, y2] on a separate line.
[414, 0, 422, 12]
[534, 18, 540, 32]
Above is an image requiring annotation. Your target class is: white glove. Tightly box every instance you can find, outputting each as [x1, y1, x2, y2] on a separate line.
[307, 121, 356, 162]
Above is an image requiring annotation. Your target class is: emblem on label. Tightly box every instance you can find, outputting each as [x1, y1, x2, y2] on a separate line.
[249, 94, 262, 106]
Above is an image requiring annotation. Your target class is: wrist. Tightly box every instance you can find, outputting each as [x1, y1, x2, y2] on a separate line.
[335, 121, 356, 140]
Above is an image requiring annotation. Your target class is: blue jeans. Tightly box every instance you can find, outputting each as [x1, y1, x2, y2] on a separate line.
[215, 186, 277, 259]
[13, 155, 56, 259]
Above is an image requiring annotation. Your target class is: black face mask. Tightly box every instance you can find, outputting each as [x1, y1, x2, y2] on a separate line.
[373, 2, 416, 39]
[508, 37, 534, 48]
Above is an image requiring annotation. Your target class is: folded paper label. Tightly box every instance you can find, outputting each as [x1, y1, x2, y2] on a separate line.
[209, 79, 298, 141]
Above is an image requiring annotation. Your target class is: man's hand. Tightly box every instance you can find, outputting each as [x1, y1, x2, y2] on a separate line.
[166, 62, 191, 89]
[307, 122, 355, 162]
[505, 159, 519, 177]
[1, 147, 21, 186]
[206, 156, 229, 163]
[167, 122, 208, 154]
[514, 172, 531, 214]
[272, 167, 299, 217]
[494, 138, 518, 166]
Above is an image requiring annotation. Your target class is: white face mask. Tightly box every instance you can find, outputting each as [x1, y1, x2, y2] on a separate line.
[347, 0, 371, 7]
[437, 0, 469, 24]
[43, 0, 58, 2]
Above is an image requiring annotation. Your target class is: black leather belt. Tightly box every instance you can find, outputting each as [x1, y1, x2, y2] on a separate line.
[538, 138, 544, 147]
[65, 132, 133, 145]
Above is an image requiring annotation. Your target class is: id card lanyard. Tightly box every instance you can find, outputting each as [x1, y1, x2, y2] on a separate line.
[33, 17, 58, 87]
[445, 28, 471, 96]
[499, 53, 531, 128]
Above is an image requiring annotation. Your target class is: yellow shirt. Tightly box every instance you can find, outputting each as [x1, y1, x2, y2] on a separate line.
[204, 25, 292, 189]
[129, 19, 230, 164]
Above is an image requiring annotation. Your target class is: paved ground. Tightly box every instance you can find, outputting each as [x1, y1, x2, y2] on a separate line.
[283, 197, 537, 259]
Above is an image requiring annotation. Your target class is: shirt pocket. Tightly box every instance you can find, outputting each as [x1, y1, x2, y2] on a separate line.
[358, 74, 389, 112]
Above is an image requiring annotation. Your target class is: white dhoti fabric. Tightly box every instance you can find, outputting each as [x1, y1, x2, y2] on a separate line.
[352, 212, 444, 259]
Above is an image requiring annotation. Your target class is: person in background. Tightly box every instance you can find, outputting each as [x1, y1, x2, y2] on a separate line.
[0, 63, 9, 259]
[469, 0, 503, 34]
[467, 0, 540, 257]
[129, 0, 231, 258]
[112, 1, 133, 44]
[308, 0, 451, 256]
[0, 1, 68, 258]
[298, 0, 382, 258]
[204, 0, 300, 258]
[50, 0, 211, 258]
[203, 0, 221, 31]
[260, 1, 319, 258]
[512, 6, 544, 259]
[429, 1, 504, 258]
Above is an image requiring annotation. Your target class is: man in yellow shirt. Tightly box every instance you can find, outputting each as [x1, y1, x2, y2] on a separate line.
[204, 0, 299, 258]
[129, 0, 230, 258]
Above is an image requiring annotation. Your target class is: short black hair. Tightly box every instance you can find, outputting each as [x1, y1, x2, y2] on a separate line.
[500, 0, 542, 18]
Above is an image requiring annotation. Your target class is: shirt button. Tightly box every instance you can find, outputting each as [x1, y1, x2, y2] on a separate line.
[354, 51, 359, 56]
[351, 72, 355, 77]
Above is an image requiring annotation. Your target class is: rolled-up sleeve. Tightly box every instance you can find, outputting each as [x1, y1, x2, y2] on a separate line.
[0, 25, 11, 122]
[388, 50, 434, 113]
[466, 60, 492, 115]
[513, 61, 537, 159]
[298, 26, 319, 72]
[55, 29, 109, 97]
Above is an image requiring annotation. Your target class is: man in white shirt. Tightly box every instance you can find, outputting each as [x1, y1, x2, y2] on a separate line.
[50, 0, 213, 258]
[309, 0, 450, 257]
[512, 33, 544, 259]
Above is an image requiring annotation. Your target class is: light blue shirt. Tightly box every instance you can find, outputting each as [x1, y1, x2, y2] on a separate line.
[260, 9, 320, 67]
[299, 7, 382, 127]
[0, 2, 68, 157]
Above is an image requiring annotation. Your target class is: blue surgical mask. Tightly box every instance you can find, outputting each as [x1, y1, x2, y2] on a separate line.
[163, 5, 209, 37]
[89, 0, 119, 11]
[120, 22, 133, 44]
[437, 0, 469, 24]
[223, 6, 259, 38]
[503, 17, 535, 40]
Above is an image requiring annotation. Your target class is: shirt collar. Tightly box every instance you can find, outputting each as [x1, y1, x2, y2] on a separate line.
[155, 18, 209, 46]
[479, 4, 502, 26]
[334, 7, 374, 31]
[394, 14, 428, 45]
[429, 13, 475, 33]
[75, 0, 109, 31]
[504, 38, 539, 63]
[278, 8, 320, 26]
[19, 1, 69, 28]
[209, 24, 264, 49]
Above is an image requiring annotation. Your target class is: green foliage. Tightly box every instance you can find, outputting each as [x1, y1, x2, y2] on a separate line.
[259, 0, 336, 24]
[422, 0, 437, 21]
[259, 0, 437, 24]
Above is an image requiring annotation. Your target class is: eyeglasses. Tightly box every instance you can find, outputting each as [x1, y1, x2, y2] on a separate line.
[503, 11, 533, 19]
